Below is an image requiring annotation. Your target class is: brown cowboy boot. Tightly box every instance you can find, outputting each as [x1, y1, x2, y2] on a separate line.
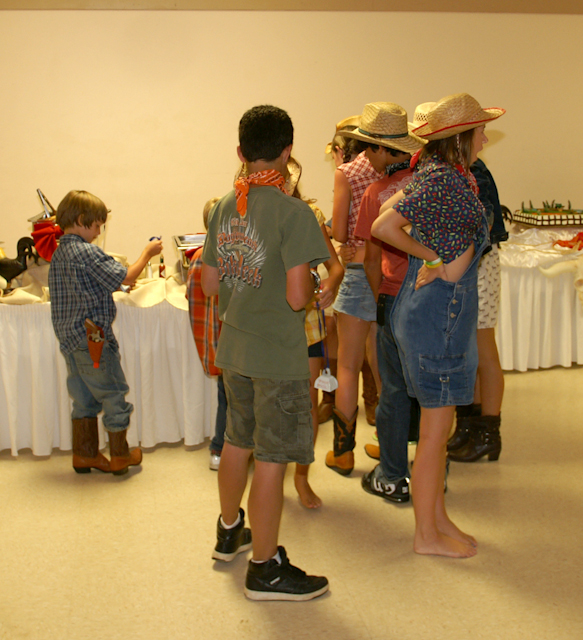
[364, 443, 380, 460]
[361, 358, 378, 426]
[72, 417, 111, 474]
[325, 407, 357, 476]
[109, 428, 143, 475]
[317, 358, 337, 424]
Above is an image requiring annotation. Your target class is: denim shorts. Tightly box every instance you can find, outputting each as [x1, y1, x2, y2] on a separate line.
[222, 370, 314, 465]
[333, 265, 377, 322]
[391, 231, 488, 408]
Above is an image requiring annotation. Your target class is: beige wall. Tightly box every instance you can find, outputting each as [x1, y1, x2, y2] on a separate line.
[1, 10, 582, 264]
[1, 1, 582, 13]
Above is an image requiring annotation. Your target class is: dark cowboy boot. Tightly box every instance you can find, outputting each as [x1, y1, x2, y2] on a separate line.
[361, 358, 378, 426]
[448, 415, 501, 462]
[109, 428, 143, 475]
[72, 417, 111, 474]
[325, 407, 357, 476]
[447, 404, 481, 452]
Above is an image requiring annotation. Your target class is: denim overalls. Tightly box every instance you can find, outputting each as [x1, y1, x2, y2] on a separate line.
[390, 222, 490, 408]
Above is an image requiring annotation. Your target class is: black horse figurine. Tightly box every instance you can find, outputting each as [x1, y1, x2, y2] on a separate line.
[0, 237, 39, 286]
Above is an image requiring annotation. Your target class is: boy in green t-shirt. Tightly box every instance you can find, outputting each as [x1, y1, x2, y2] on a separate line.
[202, 105, 330, 601]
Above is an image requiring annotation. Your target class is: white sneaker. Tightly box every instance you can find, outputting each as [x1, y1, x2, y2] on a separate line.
[209, 451, 221, 471]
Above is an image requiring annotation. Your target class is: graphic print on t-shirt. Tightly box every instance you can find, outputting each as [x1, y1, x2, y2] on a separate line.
[217, 215, 266, 291]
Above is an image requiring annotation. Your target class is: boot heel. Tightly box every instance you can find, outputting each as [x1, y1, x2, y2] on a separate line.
[488, 450, 501, 461]
[112, 467, 129, 476]
[74, 466, 91, 474]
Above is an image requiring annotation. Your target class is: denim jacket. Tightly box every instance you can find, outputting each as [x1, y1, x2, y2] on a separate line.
[471, 159, 508, 246]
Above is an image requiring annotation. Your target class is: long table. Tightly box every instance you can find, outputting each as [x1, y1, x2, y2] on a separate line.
[0, 299, 217, 456]
[2, 233, 583, 455]
[495, 226, 583, 372]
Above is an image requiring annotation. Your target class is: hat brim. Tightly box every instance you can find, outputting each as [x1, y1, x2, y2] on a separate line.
[413, 107, 506, 140]
[339, 124, 426, 154]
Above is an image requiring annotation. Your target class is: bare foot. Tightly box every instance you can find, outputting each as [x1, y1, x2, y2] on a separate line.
[437, 516, 478, 548]
[414, 531, 477, 558]
[294, 474, 322, 509]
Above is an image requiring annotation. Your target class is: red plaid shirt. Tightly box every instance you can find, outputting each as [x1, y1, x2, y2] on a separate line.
[338, 151, 384, 249]
[186, 247, 221, 376]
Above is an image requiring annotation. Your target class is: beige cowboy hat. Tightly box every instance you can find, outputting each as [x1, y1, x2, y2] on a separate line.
[412, 93, 505, 140]
[234, 156, 302, 196]
[338, 102, 426, 154]
[409, 101, 437, 129]
[325, 115, 360, 154]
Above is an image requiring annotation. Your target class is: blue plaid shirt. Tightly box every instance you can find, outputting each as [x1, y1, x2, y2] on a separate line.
[48, 234, 127, 355]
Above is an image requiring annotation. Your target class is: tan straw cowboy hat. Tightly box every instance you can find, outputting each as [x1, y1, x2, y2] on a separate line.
[325, 115, 360, 154]
[409, 102, 437, 128]
[339, 102, 426, 154]
[412, 93, 505, 140]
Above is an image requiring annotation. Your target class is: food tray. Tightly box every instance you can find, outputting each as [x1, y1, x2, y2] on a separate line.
[173, 234, 207, 268]
[512, 211, 583, 227]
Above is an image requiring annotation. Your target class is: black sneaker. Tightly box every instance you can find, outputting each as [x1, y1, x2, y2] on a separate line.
[212, 508, 252, 562]
[244, 546, 329, 602]
[361, 466, 410, 503]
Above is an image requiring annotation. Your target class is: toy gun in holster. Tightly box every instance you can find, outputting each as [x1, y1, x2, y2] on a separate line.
[84, 318, 105, 368]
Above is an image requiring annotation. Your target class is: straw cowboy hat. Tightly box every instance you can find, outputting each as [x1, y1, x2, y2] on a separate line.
[409, 102, 436, 129]
[325, 115, 360, 154]
[412, 93, 505, 140]
[234, 156, 302, 195]
[339, 102, 426, 154]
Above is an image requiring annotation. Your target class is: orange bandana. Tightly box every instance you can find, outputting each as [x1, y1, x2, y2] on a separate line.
[235, 170, 287, 217]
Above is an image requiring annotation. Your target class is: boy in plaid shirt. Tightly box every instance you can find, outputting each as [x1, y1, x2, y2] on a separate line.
[49, 190, 162, 475]
[186, 196, 226, 471]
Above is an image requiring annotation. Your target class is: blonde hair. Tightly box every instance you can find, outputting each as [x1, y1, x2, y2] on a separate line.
[56, 190, 108, 230]
[329, 131, 366, 164]
[202, 197, 220, 231]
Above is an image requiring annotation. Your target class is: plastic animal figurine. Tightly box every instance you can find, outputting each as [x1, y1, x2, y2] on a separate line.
[0, 237, 38, 288]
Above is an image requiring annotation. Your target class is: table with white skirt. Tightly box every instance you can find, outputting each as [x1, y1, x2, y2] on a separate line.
[0, 271, 217, 456]
[2, 232, 583, 455]
[495, 226, 583, 372]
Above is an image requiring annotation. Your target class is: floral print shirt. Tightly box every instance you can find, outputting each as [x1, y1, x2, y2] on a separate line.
[394, 154, 487, 263]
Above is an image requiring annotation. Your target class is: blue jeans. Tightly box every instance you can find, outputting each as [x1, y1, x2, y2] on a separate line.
[376, 295, 420, 482]
[210, 374, 227, 453]
[64, 338, 133, 433]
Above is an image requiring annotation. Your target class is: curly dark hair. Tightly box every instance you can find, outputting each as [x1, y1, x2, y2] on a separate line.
[239, 105, 294, 162]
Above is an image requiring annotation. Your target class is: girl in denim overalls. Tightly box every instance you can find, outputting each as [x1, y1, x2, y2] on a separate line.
[372, 94, 505, 558]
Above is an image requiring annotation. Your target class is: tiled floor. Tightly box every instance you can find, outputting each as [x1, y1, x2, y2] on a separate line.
[1, 365, 582, 640]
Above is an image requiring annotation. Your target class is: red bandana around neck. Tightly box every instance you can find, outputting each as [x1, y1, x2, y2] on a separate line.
[456, 163, 479, 195]
[234, 170, 287, 217]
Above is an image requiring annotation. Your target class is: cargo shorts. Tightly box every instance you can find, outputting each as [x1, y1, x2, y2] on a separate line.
[222, 369, 314, 465]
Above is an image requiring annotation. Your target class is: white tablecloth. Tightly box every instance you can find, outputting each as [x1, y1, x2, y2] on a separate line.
[0, 300, 217, 456]
[496, 227, 583, 372]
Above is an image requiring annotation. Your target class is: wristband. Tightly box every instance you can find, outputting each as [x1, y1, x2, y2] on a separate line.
[424, 257, 443, 269]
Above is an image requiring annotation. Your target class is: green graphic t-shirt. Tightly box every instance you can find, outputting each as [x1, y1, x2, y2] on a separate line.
[202, 186, 329, 380]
